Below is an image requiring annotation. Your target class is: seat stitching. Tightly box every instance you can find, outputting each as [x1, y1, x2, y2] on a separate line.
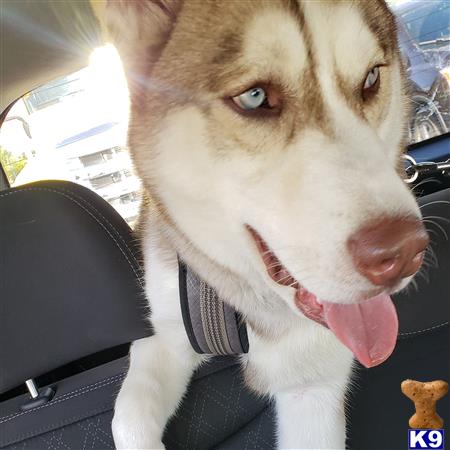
[254, 406, 265, 448]
[194, 387, 208, 449]
[78, 416, 113, 448]
[398, 321, 448, 338]
[201, 380, 255, 417]
[2, 407, 114, 446]
[0, 188, 143, 288]
[173, 408, 220, 435]
[81, 416, 89, 450]
[223, 368, 237, 432]
[0, 374, 124, 424]
[212, 405, 272, 450]
[184, 380, 200, 447]
[0, 374, 124, 422]
[55, 186, 143, 270]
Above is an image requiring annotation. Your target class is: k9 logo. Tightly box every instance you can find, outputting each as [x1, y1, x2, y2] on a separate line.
[408, 429, 444, 449]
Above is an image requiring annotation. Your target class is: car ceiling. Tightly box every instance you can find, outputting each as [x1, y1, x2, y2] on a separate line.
[1, 0, 102, 114]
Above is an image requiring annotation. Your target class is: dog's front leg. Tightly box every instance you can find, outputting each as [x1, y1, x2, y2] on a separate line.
[275, 381, 348, 449]
[112, 331, 204, 449]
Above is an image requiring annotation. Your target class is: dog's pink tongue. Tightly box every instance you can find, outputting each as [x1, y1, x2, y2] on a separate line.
[322, 293, 398, 368]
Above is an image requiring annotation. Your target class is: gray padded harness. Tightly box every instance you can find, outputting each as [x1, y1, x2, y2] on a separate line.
[179, 261, 249, 355]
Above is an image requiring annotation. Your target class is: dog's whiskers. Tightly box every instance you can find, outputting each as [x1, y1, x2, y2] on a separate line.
[422, 219, 449, 241]
[425, 227, 440, 239]
[420, 200, 450, 209]
[425, 242, 439, 268]
[423, 215, 450, 225]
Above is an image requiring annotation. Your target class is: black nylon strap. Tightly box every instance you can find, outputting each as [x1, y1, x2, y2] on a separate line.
[178, 260, 249, 355]
[178, 262, 204, 354]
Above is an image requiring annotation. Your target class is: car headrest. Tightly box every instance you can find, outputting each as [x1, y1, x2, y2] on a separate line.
[0, 180, 150, 394]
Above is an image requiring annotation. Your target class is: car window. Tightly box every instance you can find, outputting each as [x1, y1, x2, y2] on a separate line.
[396, 1, 449, 46]
[0, 45, 141, 227]
[1, 1, 449, 213]
[390, 0, 450, 143]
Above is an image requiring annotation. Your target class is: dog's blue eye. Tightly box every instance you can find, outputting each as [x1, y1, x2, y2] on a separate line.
[363, 66, 380, 90]
[233, 87, 267, 110]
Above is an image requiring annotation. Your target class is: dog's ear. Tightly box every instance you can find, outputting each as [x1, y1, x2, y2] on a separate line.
[102, 0, 182, 88]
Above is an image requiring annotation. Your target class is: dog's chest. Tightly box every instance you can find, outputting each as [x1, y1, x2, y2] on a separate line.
[242, 325, 354, 395]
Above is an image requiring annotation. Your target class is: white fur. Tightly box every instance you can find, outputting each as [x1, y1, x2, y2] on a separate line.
[113, 223, 206, 449]
[110, 2, 420, 449]
[243, 10, 308, 83]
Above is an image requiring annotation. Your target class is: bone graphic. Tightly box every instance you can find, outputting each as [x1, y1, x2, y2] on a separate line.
[401, 379, 448, 430]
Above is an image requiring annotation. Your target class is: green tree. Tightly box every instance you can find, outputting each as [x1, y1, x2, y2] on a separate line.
[0, 146, 27, 184]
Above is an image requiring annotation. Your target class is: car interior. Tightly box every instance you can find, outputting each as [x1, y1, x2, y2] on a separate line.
[0, 1, 449, 449]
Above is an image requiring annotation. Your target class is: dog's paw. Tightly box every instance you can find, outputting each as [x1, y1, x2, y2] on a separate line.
[112, 394, 166, 450]
[112, 412, 165, 449]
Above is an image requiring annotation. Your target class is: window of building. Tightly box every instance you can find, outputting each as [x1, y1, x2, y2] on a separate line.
[0, 45, 141, 227]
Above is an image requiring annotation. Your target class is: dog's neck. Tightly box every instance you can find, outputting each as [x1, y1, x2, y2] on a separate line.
[140, 202, 351, 395]
[140, 202, 306, 340]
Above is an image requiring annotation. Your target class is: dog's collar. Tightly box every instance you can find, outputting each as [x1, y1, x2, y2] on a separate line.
[178, 260, 249, 355]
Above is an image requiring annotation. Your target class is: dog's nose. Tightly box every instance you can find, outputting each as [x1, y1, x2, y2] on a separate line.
[348, 217, 429, 286]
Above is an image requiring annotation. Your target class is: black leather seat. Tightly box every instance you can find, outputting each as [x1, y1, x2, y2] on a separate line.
[0, 180, 148, 393]
[0, 180, 449, 450]
[0, 180, 149, 449]
[0, 180, 273, 449]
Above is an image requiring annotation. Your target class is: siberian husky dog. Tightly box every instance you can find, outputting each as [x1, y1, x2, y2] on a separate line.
[103, 0, 429, 448]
